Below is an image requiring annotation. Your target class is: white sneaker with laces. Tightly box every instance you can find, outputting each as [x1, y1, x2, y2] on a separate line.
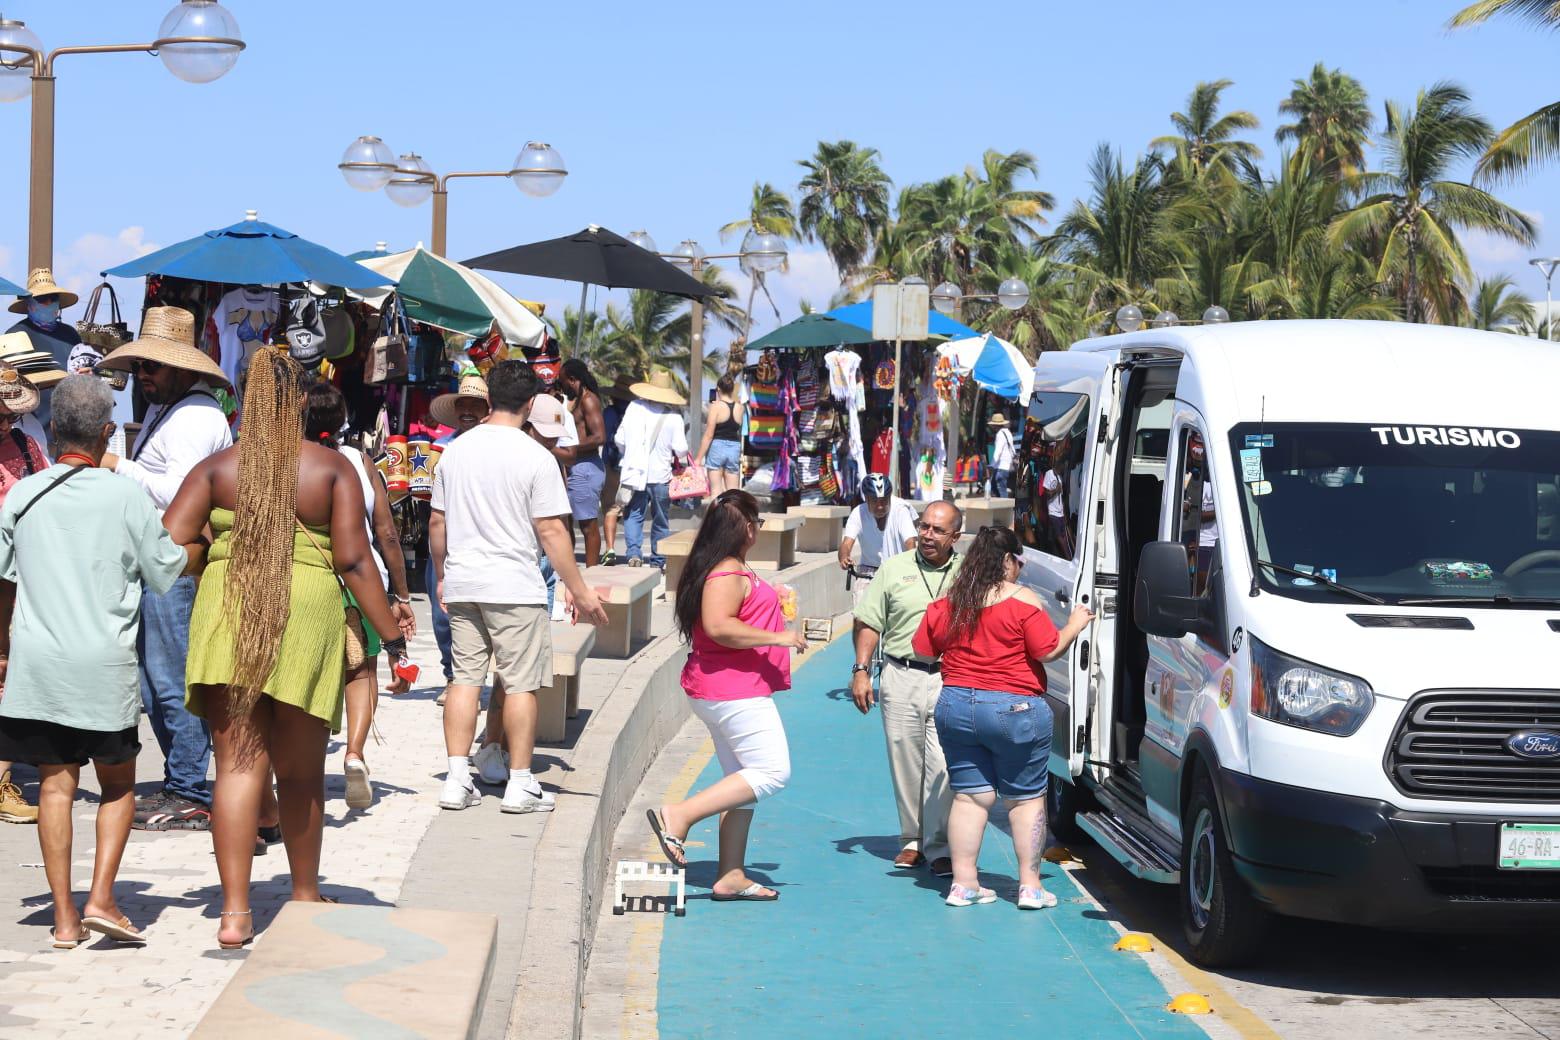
[473, 743, 510, 785]
[439, 776, 481, 811]
[501, 778, 556, 814]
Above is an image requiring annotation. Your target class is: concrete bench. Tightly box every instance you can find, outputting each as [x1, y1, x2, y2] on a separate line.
[536, 621, 598, 742]
[581, 565, 661, 658]
[661, 528, 699, 595]
[191, 902, 497, 1038]
[750, 512, 804, 571]
[788, 504, 851, 553]
[960, 496, 1016, 530]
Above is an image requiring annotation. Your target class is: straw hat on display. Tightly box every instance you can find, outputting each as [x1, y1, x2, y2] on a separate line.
[429, 372, 490, 427]
[98, 306, 231, 388]
[630, 368, 686, 407]
[0, 332, 67, 388]
[987, 413, 1011, 428]
[8, 267, 79, 314]
[0, 364, 40, 416]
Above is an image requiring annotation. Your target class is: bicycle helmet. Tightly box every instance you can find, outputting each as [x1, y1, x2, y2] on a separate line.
[863, 473, 891, 499]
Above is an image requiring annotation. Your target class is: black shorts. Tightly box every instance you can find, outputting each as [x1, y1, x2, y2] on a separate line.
[0, 716, 140, 766]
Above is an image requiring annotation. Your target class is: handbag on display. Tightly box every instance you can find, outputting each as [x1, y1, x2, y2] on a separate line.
[819, 451, 840, 500]
[321, 303, 356, 361]
[75, 281, 131, 387]
[669, 462, 710, 502]
[366, 295, 410, 385]
[278, 287, 329, 366]
[407, 327, 447, 384]
[747, 413, 784, 450]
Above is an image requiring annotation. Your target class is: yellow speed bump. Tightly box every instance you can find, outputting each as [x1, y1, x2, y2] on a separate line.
[1166, 993, 1213, 1015]
[1113, 932, 1154, 953]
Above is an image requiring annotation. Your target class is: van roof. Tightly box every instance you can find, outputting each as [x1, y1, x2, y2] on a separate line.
[1065, 319, 1559, 429]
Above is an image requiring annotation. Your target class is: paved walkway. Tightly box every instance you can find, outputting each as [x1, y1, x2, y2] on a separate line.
[587, 637, 1215, 1040]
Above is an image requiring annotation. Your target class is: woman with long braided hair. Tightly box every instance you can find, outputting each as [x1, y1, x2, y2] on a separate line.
[165, 346, 403, 948]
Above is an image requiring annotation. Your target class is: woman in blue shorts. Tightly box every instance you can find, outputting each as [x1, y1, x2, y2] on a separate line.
[694, 373, 745, 499]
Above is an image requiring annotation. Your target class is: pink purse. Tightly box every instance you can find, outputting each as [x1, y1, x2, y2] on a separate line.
[669, 462, 711, 501]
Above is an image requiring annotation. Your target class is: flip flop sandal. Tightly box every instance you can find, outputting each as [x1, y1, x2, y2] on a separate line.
[82, 915, 146, 944]
[51, 928, 89, 949]
[645, 809, 687, 868]
[710, 883, 779, 902]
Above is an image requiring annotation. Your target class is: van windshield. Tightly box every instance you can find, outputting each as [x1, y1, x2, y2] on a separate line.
[1227, 422, 1560, 605]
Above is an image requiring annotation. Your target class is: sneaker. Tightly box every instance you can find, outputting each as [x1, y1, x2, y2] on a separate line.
[601, 549, 618, 566]
[131, 790, 173, 828]
[0, 770, 37, 824]
[1017, 885, 1058, 910]
[344, 757, 373, 809]
[627, 557, 643, 568]
[501, 777, 556, 814]
[439, 776, 481, 811]
[945, 883, 997, 907]
[473, 743, 510, 786]
[144, 797, 212, 831]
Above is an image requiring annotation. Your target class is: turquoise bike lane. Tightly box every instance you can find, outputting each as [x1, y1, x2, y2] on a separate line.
[656, 636, 1207, 1039]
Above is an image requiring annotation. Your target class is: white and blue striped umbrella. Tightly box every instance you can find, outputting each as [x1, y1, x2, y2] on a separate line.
[944, 333, 1033, 405]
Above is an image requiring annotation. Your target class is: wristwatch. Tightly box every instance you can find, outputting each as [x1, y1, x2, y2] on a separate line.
[851, 663, 871, 675]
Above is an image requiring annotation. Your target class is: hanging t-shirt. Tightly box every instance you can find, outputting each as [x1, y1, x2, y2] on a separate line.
[845, 497, 920, 569]
[213, 287, 279, 390]
[870, 427, 893, 475]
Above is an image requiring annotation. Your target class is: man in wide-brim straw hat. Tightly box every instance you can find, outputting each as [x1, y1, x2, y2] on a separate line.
[6, 268, 83, 428]
[613, 368, 688, 569]
[987, 410, 1016, 498]
[96, 307, 234, 832]
[429, 372, 490, 433]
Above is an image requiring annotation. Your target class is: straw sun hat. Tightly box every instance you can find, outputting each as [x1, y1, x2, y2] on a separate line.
[99, 306, 231, 388]
[0, 331, 67, 388]
[987, 413, 1011, 428]
[0, 364, 40, 416]
[630, 368, 686, 407]
[8, 267, 79, 314]
[429, 372, 490, 427]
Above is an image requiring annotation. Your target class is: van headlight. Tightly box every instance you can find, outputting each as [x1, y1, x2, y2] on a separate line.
[1249, 637, 1374, 736]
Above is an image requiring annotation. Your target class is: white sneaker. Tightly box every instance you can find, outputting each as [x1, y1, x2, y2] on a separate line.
[439, 776, 481, 811]
[501, 777, 556, 814]
[344, 758, 372, 809]
[473, 743, 510, 786]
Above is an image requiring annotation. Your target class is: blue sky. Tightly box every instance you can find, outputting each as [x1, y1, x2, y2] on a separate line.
[0, 0, 1553, 351]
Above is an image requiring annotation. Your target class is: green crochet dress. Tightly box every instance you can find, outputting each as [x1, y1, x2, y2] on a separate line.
[185, 508, 347, 731]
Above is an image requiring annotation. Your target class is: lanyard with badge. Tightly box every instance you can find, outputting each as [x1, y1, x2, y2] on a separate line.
[915, 550, 957, 600]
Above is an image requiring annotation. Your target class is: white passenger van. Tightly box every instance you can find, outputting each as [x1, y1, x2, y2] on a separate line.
[1014, 320, 1560, 966]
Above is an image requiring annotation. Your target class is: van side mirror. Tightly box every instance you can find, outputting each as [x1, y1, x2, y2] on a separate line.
[1135, 540, 1227, 648]
[1135, 541, 1199, 638]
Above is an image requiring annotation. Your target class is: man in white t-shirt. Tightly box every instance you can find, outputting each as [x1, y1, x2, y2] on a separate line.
[1040, 445, 1070, 557]
[430, 362, 608, 815]
[988, 413, 1016, 498]
[839, 474, 920, 578]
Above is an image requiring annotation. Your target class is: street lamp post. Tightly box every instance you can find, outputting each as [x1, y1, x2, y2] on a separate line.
[338, 136, 567, 257]
[627, 230, 787, 452]
[1531, 258, 1560, 342]
[0, 2, 245, 271]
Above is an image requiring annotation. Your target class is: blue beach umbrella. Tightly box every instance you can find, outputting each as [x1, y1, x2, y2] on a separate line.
[0, 275, 23, 297]
[824, 299, 980, 341]
[946, 332, 1034, 404]
[105, 212, 393, 289]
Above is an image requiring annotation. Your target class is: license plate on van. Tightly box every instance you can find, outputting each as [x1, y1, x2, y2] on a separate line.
[1498, 824, 1560, 869]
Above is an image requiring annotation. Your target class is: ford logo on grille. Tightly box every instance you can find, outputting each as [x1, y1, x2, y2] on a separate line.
[1507, 730, 1560, 760]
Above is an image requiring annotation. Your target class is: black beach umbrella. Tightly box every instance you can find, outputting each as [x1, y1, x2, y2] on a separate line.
[462, 225, 718, 300]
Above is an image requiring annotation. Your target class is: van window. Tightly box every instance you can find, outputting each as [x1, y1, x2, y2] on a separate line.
[1016, 390, 1090, 561]
[1175, 427, 1217, 596]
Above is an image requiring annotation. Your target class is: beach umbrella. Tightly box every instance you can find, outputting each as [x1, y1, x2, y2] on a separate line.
[0, 275, 23, 297]
[462, 225, 718, 300]
[104, 211, 392, 290]
[945, 332, 1034, 404]
[746, 312, 876, 351]
[347, 247, 545, 347]
[824, 299, 979, 341]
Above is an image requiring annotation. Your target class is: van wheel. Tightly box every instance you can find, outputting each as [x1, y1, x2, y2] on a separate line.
[1047, 774, 1094, 842]
[1181, 772, 1268, 967]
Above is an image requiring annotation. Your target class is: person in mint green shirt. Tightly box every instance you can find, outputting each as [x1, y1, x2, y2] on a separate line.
[0, 375, 189, 948]
[850, 499, 964, 876]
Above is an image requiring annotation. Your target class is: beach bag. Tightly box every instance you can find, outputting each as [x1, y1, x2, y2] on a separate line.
[75, 282, 130, 386]
[366, 295, 410, 385]
[873, 358, 896, 390]
[747, 413, 784, 450]
[819, 450, 840, 500]
[296, 520, 368, 669]
[279, 288, 329, 367]
[750, 352, 781, 410]
[321, 304, 355, 361]
[669, 463, 710, 502]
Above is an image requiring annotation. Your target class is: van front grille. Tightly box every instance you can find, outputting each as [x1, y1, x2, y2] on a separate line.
[1386, 691, 1560, 802]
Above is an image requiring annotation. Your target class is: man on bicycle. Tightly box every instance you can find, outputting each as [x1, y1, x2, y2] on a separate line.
[838, 474, 919, 589]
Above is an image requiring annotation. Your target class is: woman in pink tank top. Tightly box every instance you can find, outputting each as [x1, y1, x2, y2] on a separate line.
[646, 490, 807, 902]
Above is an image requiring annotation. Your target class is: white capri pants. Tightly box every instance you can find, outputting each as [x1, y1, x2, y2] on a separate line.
[687, 695, 792, 805]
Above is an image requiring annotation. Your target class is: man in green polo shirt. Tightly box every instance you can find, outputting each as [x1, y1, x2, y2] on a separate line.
[851, 499, 963, 876]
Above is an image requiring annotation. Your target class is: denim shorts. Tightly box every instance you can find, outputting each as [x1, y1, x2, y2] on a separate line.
[706, 439, 742, 473]
[933, 686, 1052, 800]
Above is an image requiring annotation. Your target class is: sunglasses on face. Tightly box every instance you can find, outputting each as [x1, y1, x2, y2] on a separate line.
[132, 359, 164, 376]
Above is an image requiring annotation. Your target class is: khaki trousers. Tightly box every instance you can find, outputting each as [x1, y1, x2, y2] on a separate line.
[878, 660, 952, 860]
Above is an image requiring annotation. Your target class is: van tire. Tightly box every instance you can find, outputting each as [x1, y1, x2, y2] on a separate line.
[1047, 774, 1093, 842]
[1180, 772, 1268, 967]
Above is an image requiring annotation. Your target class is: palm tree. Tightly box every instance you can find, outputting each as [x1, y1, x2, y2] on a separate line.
[796, 140, 893, 281]
[552, 306, 610, 360]
[1275, 64, 1373, 176]
[1450, 1, 1560, 178]
[593, 265, 739, 389]
[1055, 145, 1184, 313]
[1460, 274, 1534, 330]
[895, 149, 1054, 287]
[1151, 79, 1262, 174]
[1330, 82, 1536, 322]
[720, 182, 798, 339]
[971, 241, 1099, 354]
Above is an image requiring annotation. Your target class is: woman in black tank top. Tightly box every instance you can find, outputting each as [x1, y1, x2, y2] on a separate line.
[695, 373, 746, 498]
